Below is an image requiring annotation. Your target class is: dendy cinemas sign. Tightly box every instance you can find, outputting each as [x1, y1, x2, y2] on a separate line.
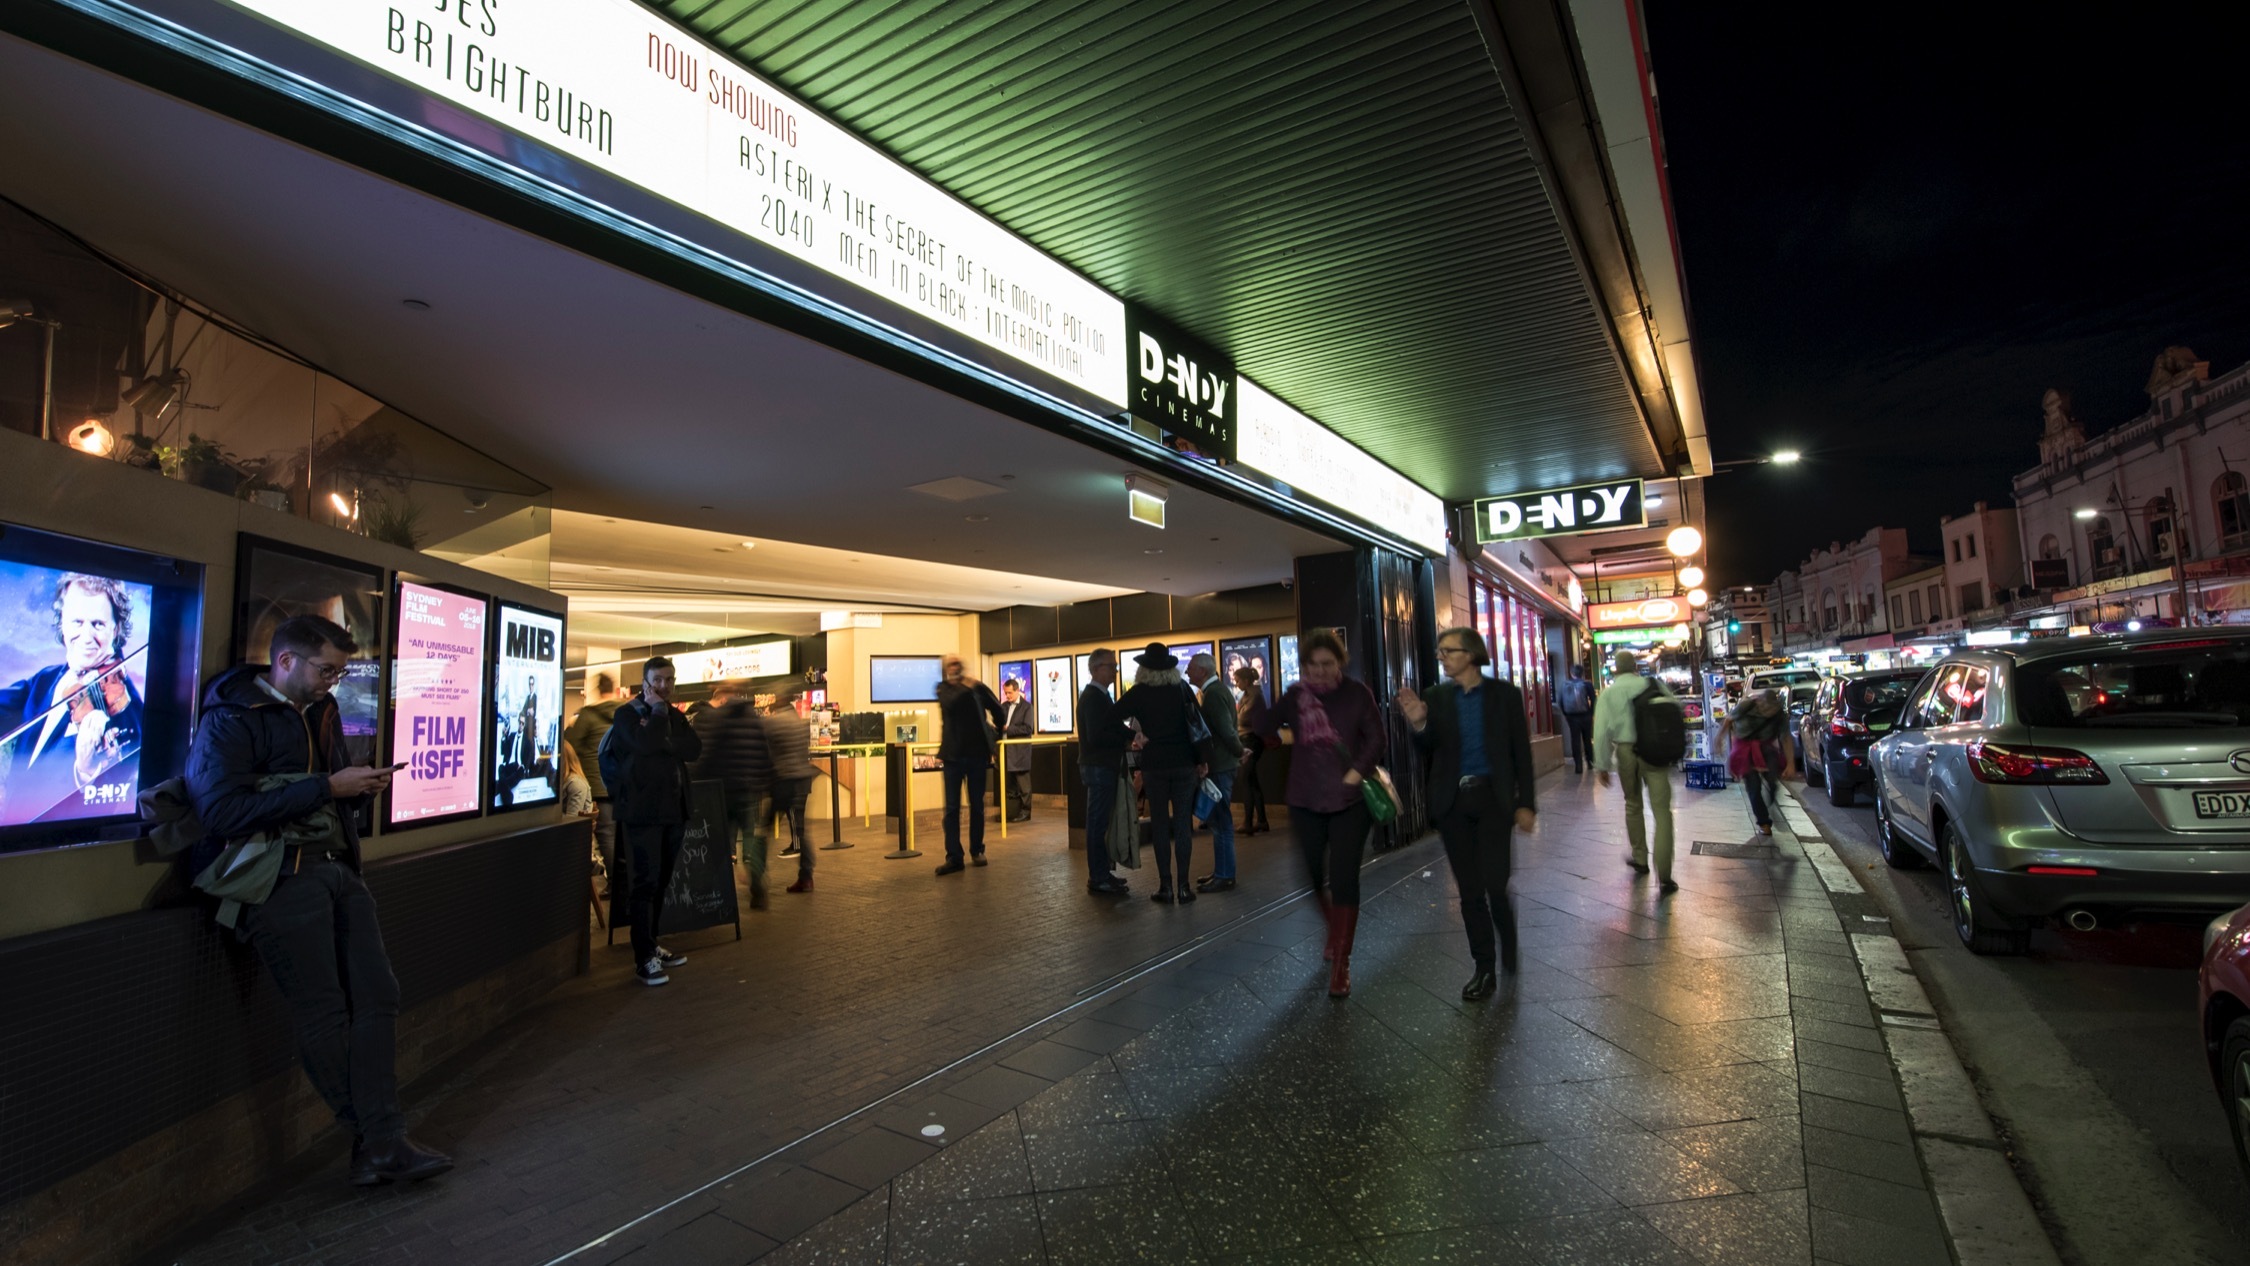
[1126, 304, 1236, 460]
[1472, 478, 1645, 543]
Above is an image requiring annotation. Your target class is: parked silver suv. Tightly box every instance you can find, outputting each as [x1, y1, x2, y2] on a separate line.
[1870, 630, 2250, 954]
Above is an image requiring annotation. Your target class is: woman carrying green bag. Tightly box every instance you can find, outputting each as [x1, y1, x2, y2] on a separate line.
[1263, 629, 1387, 998]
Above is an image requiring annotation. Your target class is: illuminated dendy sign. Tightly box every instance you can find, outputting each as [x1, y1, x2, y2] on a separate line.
[1473, 479, 1645, 543]
[220, 0, 1129, 404]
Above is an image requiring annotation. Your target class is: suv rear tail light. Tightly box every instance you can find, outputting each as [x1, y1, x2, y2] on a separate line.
[1966, 739, 2109, 785]
[1829, 717, 1869, 737]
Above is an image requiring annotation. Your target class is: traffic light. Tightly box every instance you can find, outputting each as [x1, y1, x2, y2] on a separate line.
[1728, 620, 1742, 634]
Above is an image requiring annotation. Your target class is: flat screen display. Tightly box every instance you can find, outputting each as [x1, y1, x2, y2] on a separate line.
[388, 580, 488, 828]
[869, 655, 943, 703]
[0, 524, 201, 851]
[996, 659, 1033, 700]
[234, 534, 384, 765]
[1220, 636, 1274, 705]
[490, 601, 565, 812]
[1278, 634, 1301, 695]
[1035, 656, 1074, 733]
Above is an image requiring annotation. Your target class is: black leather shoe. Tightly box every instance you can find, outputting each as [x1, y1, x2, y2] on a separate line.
[1461, 970, 1497, 1001]
[1625, 855, 1650, 875]
[971, 853, 988, 867]
[1151, 885, 1174, 904]
[1196, 877, 1236, 892]
[351, 1136, 453, 1186]
[934, 860, 966, 876]
[1659, 878, 1679, 895]
[1087, 878, 1130, 895]
[1176, 885, 1198, 903]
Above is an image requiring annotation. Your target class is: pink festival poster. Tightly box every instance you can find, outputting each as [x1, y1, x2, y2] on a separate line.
[389, 581, 487, 825]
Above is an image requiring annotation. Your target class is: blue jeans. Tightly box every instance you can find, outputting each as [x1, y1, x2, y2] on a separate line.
[1205, 771, 1237, 880]
[1080, 764, 1119, 881]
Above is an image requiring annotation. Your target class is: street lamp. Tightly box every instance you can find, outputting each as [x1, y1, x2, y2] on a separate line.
[1771, 450, 1802, 465]
[1688, 588, 1709, 607]
[1677, 565, 1705, 587]
[1666, 526, 1703, 558]
[2073, 508, 2098, 520]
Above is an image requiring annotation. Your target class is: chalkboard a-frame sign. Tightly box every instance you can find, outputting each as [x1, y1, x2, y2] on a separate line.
[608, 779, 742, 943]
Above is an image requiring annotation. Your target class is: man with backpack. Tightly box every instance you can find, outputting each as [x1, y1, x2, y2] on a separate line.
[1557, 663, 1597, 774]
[1591, 650, 1683, 894]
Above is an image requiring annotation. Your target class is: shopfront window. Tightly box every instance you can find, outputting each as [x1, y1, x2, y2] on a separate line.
[2215, 473, 2250, 548]
[2147, 497, 2176, 560]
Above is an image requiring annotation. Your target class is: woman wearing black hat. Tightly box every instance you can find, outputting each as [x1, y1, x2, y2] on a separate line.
[1115, 642, 1215, 903]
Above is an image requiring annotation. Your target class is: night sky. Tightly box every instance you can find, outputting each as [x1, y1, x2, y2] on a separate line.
[1643, 5, 2250, 586]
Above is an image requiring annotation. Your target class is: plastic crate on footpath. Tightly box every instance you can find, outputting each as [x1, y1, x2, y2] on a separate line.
[1682, 760, 1729, 790]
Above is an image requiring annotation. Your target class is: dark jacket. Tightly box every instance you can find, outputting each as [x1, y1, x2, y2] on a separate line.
[936, 680, 1007, 764]
[601, 696, 702, 825]
[565, 698, 623, 798]
[184, 665, 360, 877]
[1265, 679, 1386, 813]
[1411, 676, 1536, 821]
[1197, 678, 1244, 775]
[1116, 675, 1215, 773]
[691, 699, 772, 807]
[1002, 698, 1034, 772]
[763, 710, 817, 780]
[1078, 682, 1132, 769]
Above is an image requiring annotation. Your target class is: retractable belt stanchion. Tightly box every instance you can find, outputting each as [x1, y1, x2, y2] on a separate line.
[994, 736, 1075, 839]
[810, 742, 884, 849]
[884, 741, 941, 859]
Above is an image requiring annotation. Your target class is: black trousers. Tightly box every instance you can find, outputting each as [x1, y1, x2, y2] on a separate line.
[1438, 783, 1517, 971]
[241, 861, 404, 1142]
[768, 776, 812, 847]
[1562, 712, 1594, 771]
[622, 823, 684, 964]
[1292, 800, 1372, 905]
[942, 758, 989, 863]
[1144, 766, 1198, 886]
[1007, 770, 1031, 817]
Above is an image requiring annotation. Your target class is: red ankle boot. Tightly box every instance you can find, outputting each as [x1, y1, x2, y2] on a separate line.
[1328, 905, 1359, 997]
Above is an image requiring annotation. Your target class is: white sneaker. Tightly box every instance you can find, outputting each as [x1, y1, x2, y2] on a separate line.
[637, 958, 669, 987]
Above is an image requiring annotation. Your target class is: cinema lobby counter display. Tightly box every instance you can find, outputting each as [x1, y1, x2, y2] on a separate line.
[0, 430, 585, 1266]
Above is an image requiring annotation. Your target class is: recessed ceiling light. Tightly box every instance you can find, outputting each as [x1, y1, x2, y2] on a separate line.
[1144, 548, 1164, 554]
[965, 514, 990, 523]
[402, 298, 430, 310]
[699, 504, 715, 511]
[999, 474, 1017, 481]
[740, 540, 757, 549]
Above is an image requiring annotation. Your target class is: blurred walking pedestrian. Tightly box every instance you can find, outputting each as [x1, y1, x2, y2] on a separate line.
[1265, 630, 1385, 997]
[1187, 651, 1243, 893]
[1724, 688, 1794, 836]
[565, 672, 626, 890]
[1558, 663, 1597, 774]
[762, 690, 817, 892]
[933, 654, 1007, 876]
[694, 680, 774, 906]
[1115, 643, 1214, 904]
[1399, 627, 1536, 1000]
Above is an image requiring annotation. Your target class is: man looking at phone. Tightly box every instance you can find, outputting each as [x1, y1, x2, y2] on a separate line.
[187, 614, 451, 1186]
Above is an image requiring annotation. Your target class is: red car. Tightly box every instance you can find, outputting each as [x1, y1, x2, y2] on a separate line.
[2202, 900, 2250, 1179]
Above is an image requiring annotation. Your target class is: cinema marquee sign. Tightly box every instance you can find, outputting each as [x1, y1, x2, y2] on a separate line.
[1472, 479, 1645, 543]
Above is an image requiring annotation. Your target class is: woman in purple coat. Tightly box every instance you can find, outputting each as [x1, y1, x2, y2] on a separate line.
[1265, 629, 1386, 997]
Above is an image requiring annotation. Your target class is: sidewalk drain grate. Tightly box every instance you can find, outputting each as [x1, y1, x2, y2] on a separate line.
[1690, 840, 1779, 860]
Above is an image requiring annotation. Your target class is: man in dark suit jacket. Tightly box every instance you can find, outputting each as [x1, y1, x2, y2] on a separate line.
[1400, 626, 1537, 999]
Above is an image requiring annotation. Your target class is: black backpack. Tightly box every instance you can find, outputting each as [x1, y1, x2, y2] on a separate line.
[1630, 681, 1687, 767]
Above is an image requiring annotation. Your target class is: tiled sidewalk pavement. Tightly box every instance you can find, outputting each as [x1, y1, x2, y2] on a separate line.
[607, 772, 1957, 1266]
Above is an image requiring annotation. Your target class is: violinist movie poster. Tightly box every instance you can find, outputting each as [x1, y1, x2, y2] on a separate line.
[0, 563, 153, 828]
[490, 602, 563, 811]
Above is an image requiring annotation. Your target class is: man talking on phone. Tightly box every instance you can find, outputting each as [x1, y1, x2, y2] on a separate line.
[186, 614, 452, 1186]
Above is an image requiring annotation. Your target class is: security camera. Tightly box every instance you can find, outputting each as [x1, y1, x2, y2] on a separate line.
[1280, 578, 1294, 590]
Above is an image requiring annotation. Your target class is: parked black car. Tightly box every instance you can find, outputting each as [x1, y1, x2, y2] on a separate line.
[1800, 669, 1927, 806]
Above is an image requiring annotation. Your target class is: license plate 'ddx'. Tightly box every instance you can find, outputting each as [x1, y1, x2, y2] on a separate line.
[2192, 791, 2250, 819]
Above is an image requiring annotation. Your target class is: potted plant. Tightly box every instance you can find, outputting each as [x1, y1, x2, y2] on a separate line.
[177, 433, 241, 495]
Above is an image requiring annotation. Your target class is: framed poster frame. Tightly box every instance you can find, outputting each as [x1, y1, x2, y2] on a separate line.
[1034, 656, 1074, 733]
[384, 577, 490, 831]
[487, 598, 567, 815]
[1219, 635, 1274, 705]
[233, 533, 387, 766]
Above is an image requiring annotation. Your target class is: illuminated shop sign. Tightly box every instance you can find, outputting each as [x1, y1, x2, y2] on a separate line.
[1473, 478, 1645, 543]
[1235, 379, 1448, 555]
[1125, 304, 1234, 460]
[670, 640, 792, 684]
[1586, 596, 1688, 630]
[1593, 624, 1689, 647]
[219, 0, 1128, 404]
